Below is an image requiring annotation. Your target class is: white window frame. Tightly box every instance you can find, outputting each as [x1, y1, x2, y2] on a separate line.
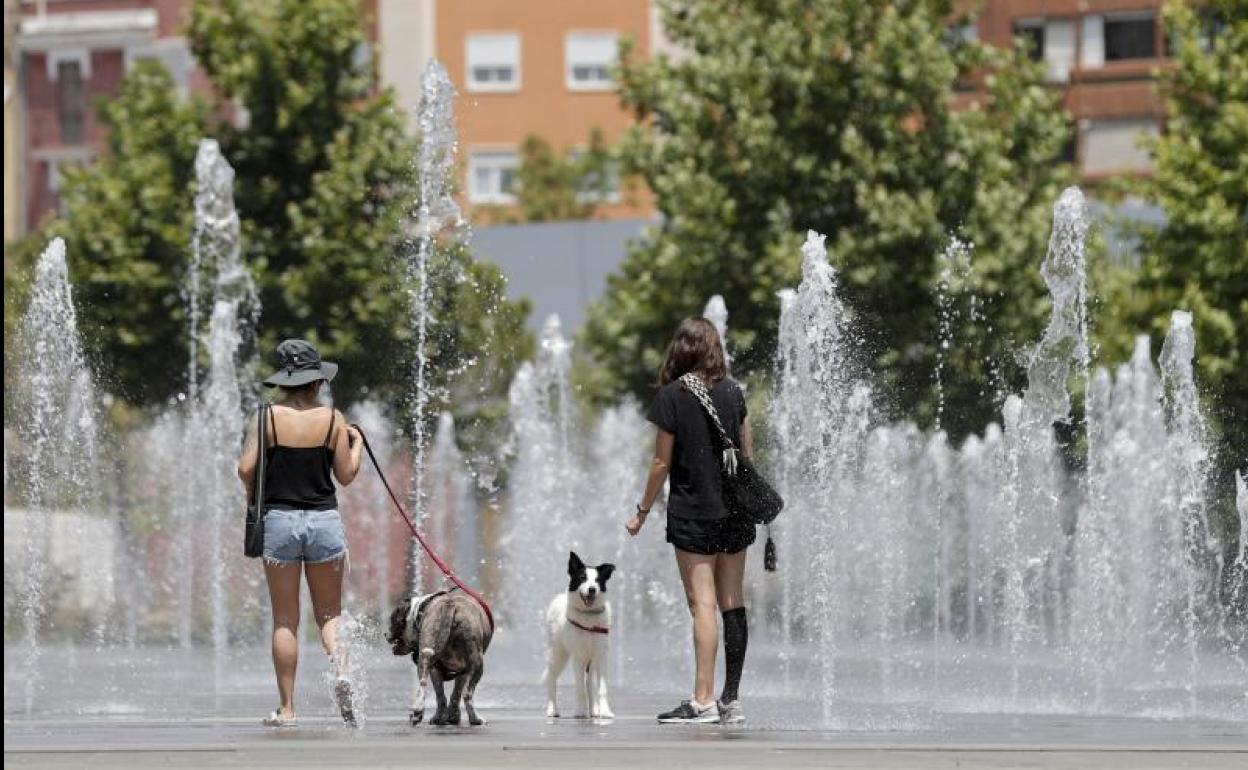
[1042, 20, 1076, 83]
[1081, 15, 1106, 68]
[465, 33, 521, 93]
[47, 47, 91, 81]
[565, 31, 618, 91]
[467, 149, 519, 204]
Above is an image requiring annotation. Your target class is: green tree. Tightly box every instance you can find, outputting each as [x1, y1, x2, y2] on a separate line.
[1097, 0, 1247, 474]
[488, 129, 617, 223]
[584, 0, 1072, 440]
[46, 62, 207, 403]
[17, 0, 529, 412]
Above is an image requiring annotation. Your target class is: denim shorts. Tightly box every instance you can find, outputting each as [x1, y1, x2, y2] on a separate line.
[263, 509, 347, 564]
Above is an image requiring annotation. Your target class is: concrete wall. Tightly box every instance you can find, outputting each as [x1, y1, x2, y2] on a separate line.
[471, 217, 650, 333]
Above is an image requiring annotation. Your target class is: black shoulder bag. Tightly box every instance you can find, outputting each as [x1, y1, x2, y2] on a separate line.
[679, 374, 783, 570]
[244, 403, 268, 558]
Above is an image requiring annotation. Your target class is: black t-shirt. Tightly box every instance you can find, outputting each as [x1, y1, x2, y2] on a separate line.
[646, 378, 747, 521]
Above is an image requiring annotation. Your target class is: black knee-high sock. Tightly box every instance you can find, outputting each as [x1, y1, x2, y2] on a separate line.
[721, 607, 748, 703]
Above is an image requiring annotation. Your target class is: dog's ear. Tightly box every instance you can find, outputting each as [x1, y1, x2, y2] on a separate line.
[568, 551, 585, 575]
[596, 563, 615, 587]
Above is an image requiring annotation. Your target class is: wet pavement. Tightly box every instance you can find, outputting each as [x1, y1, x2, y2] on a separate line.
[7, 692, 1248, 769]
[6, 642, 1247, 768]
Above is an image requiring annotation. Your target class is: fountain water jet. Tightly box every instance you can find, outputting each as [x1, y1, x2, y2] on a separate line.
[8, 237, 101, 714]
[403, 60, 464, 595]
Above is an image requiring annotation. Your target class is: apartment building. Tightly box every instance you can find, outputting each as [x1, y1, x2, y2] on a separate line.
[971, 0, 1172, 181]
[375, 0, 657, 221]
[7, 0, 200, 238]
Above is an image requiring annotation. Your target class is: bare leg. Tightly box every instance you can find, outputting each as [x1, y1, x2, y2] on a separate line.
[464, 654, 486, 726]
[714, 550, 747, 612]
[305, 559, 345, 673]
[675, 548, 719, 705]
[264, 561, 302, 719]
[543, 643, 569, 717]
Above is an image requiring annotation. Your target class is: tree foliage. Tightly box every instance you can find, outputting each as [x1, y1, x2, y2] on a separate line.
[17, 0, 529, 413]
[1097, 0, 1248, 473]
[584, 0, 1073, 440]
[486, 129, 617, 223]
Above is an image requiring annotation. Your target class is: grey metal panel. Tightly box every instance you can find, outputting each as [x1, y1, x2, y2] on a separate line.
[471, 218, 653, 332]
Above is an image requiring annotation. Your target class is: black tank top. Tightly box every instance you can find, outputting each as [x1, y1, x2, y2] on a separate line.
[263, 408, 339, 511]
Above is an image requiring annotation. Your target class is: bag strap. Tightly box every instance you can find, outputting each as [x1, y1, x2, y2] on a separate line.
[679, 373, 739, 476]
[253, 402, 268, 513]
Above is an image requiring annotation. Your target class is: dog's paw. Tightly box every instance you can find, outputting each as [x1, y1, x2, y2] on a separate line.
[545, 704, 559, 718]
[596, 708, 615, 720]
[469, 714, 486, 726]
[429, 709, 449, 726]
[409, 709, 424, 726]
[446, 709, 462, 726]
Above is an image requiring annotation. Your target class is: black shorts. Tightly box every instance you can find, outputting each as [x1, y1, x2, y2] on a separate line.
[666, 514, 756, 555]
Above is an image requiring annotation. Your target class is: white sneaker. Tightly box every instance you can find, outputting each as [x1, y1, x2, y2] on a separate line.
[262, 709, 297, 727]
[717, 699, 744, 724]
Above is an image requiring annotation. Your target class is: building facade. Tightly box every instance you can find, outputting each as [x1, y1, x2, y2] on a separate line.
[4, 1, 1190, 241]
[971, 0, 1171, 181]
[375, 0, 657, 221]
[7, 0, 198, 238]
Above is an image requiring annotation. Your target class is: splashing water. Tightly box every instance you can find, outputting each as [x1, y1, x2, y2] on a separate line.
[403, 60, 464, 595]
[173, 139, 257, 667]
[343, 402, 398, 624]
[8, 238, 101, 714]
[703, 294, 731, 368]
[762, 189, 1240, 725]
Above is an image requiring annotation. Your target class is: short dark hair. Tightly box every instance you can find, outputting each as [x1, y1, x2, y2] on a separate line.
[657, 317, 728, 387]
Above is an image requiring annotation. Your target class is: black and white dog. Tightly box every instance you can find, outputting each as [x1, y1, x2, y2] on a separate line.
[542, 552, 616, 719]
[386, 590, 493, 726]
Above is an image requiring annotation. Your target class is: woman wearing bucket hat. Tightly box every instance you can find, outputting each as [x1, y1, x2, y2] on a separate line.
[238, 339, 363, 727]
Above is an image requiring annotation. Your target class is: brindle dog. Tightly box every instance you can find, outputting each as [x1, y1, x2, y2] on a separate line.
[386, 590, 493, 726]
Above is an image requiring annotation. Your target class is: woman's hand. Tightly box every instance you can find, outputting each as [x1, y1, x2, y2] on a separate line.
[346, 425, 362, 449]
[625, 511, 647, 537]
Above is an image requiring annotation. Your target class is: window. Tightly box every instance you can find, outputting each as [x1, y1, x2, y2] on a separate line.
[946, 20, 978, 47]
[566, 33, 617, 90]
[57, 59, 86, 145]
[1014, 19, 1044, 62]
[468, 150, 519, 203]
[1105, 13, 1156, 61]
[1082, 15, 1105, 68]
[466, 33, 520, 92]
[1042, 21, 1076, 82]
[1013, 19, 1074, 81]
[1081, 118, 1158, 176]
[568, 148, 620, 203]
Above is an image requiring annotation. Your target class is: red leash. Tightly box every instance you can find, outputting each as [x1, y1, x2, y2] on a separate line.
[352, 424, 495, 632]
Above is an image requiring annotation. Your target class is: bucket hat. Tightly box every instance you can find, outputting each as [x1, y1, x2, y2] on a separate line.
[262, 339, 338, 387]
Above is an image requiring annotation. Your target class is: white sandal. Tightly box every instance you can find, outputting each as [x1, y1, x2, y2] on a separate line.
[262, 709, 297, 727]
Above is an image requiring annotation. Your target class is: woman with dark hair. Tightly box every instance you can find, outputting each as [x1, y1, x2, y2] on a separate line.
[626, 318, 753, 724]
[238, 339, 363, 727]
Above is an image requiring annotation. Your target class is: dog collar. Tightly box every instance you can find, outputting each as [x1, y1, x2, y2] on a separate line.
[568, 617, 610, 635]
